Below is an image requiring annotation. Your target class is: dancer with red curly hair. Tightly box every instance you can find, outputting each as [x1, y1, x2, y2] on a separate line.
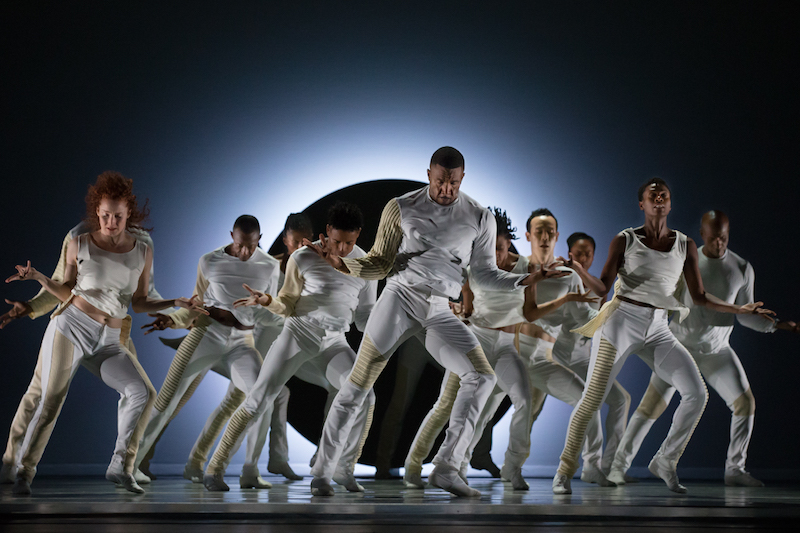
[3, 172, 201, 495]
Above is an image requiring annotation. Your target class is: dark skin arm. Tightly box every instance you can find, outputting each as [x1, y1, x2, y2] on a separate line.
[561, 235, 625, 298]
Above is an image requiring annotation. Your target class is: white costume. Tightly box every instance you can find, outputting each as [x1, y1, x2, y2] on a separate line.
[8, 234, 157, 488]
[135, 245, 281, 481]
[204, 243, 377, 487]
[310, 187, 526, 496]
[556, 228, 707, 492]
[610, 247, 775, 482]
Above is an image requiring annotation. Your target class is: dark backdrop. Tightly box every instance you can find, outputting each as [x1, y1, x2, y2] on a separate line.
[1, 1, 798, 478]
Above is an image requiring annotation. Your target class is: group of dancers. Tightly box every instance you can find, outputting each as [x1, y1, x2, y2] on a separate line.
[1, 146, 796, 498]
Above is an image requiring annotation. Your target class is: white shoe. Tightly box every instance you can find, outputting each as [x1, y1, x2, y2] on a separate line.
[310, 476, 335, 496]
[1, 463, 17, 484]
[333, 469, 364, 492]
[203, 472, 230, 492]
[552, 473, 572, 495]
[580, 465, 617, 487]
[500, 464, 529, 490]
[106, 471, 146, 494]
[428, 465, 481, 498]
[240, 465, 272, 489]
[724, 471, 765, 487]
[648, 454, 687, 494]
[606, 467, 627, 485]
[133, 468, 151, 485]
[403, 470, 425, 489]
[183, 463, 204, 483]
[268, 460, 303, 481]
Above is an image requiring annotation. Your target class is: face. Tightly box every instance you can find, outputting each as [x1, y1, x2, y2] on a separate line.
[526, 216, 559, 260]
[326, 225, 361, 257]
[96, 198, 130, 237]
[569, 239, 595, 270]
[495, 235, 511, 266]
[283, 229, 311, 255]
[427, 164, 464, 206]
[229, 228, 261, 261]
[639, 183, 672, 217]
[700, 219, 730, 258]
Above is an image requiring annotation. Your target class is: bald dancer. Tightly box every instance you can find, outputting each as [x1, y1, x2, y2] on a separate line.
[607, 210, 798, 487]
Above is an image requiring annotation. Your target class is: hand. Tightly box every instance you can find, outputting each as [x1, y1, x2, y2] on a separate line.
[525, 260, 569, 285]
[303, 234, 344, 271]
[567, 290, 601, 304]
[5, 261, 40, 283]
[0, 299, 33, 329]
[174, 295, 209, 314]
[776, 320, 799, 334]
[205, 306, 253, 329]
[233, 283, 271, 308]
[141, 313, 175, 335]
[739, 301, 776, 322]
[556, 254, 584, 273]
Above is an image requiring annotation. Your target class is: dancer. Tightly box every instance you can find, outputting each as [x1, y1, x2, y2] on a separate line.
[304, 147, 547, 498]
[202, 202, 376, 492]
[403, 207, 596, 491]
[2, 171, 199, 495]
[550, 232, 631, 478]
[553, 178, 774, 494]
[135, 215, 283, 489]
[607, 210, 798, 487]
[1, 221, 168, 487]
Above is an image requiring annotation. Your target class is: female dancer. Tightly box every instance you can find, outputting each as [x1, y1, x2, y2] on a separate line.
[552, 178, 774, 494]
[4, 171, 200, 495]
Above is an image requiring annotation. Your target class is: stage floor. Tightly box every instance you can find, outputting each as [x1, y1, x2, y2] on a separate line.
[2, 475, 799, 532]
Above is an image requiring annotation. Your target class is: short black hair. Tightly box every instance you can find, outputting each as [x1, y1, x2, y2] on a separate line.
[233, 214, 260, 235]
[491, 207, 517, 241]
[637, 177, 671, 201]
[526, 208, 558, 232]
[567, 232, 596, 251]
[430, 146, 465, 170]
[284, 212, 313, 237]
[327, 201, 364, 232]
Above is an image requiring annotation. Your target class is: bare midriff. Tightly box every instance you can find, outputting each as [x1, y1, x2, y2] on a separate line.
[617, 295, 659, 309]
[71, 295, 126, 328]
[512, 322, 556, 343]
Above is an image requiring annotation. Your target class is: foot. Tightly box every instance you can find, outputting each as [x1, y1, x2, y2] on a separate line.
[310, 476, 335, 496]
[1, 463, 16, 484]
[552, 473, 572, 495]
[428, 465, 481, 498]
[106, 471, 146, 494]
[203, 472, 230, 492]
[12, 475, 31, 496]
[333, 469, 365, 492]
[240, 465, 272, 489]
[724, 471, 765, 487]
[471, 455, 501, 478]
[138, 461, 157, 481]
[133, 468, 151, 485]
[606, 467, 627, 485]
[403, 469, 425, 489]
[580, 465, 617, 487]
[648, 454, 687, 494]
[500, 464, 529, 490]
[268, 460, 303, 481]
[374, 468, 394, 480]
[183, 463, 204, 483]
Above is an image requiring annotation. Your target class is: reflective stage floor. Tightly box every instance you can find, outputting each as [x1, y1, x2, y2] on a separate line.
[2, 475, 799, 532]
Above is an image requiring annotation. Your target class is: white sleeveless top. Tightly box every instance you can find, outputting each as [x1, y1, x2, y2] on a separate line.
[616, 227, 688, 315]
[72, 234, 148, 319]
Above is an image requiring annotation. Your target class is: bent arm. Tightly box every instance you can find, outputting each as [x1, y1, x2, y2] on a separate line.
[27, 232, 74, 318]
[684, 239, 757, 314]
[578, 234, 625, 298]
[340, 199, 403, 280]
[265, 255, 304, 317]
[734, 263, 777, 332]
[353, 279, 377, 332]
[131, 247, 185, 314]
[470, 210, 528, 291]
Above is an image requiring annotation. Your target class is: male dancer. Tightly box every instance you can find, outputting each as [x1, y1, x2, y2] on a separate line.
[305, 147, 544, 498]
[551, 232, 631, 478]
[202, 202, 377, 493]
[0, 221, 166, 485]
[136, 215, 282, 489]
[607, 210, 798, 487]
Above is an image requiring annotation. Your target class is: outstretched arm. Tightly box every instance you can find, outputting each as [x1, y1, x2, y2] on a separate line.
[131, 247, 204, 315]
[559, 234, 625, 298]
[5, 237, 80, 303]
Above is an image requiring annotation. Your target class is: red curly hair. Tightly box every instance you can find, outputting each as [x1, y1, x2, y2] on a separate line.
[84, 171, 151, 231]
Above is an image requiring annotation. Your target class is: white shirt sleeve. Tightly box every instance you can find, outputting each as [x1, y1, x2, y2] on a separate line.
[469, 209, 528, 291]
[354, 280, 377, 332]
[734, 262, 776, 333]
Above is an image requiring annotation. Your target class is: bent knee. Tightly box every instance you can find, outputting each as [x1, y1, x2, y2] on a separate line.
[732, 388, 755, 416]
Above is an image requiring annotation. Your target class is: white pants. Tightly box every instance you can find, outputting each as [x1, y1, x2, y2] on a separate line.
[558, 301, 708, 476]
[613, 343, 753, 476]
[13, 305, 155, 480]
[207, 316, 375, 475]
[136, 320, 262, 469]
[519, 334, 605, 470]
[312, 286, 496, 480]
[553, 341, 631, 473]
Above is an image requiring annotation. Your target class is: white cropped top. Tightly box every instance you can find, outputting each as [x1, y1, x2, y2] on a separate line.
[72, 234, 148, 319]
